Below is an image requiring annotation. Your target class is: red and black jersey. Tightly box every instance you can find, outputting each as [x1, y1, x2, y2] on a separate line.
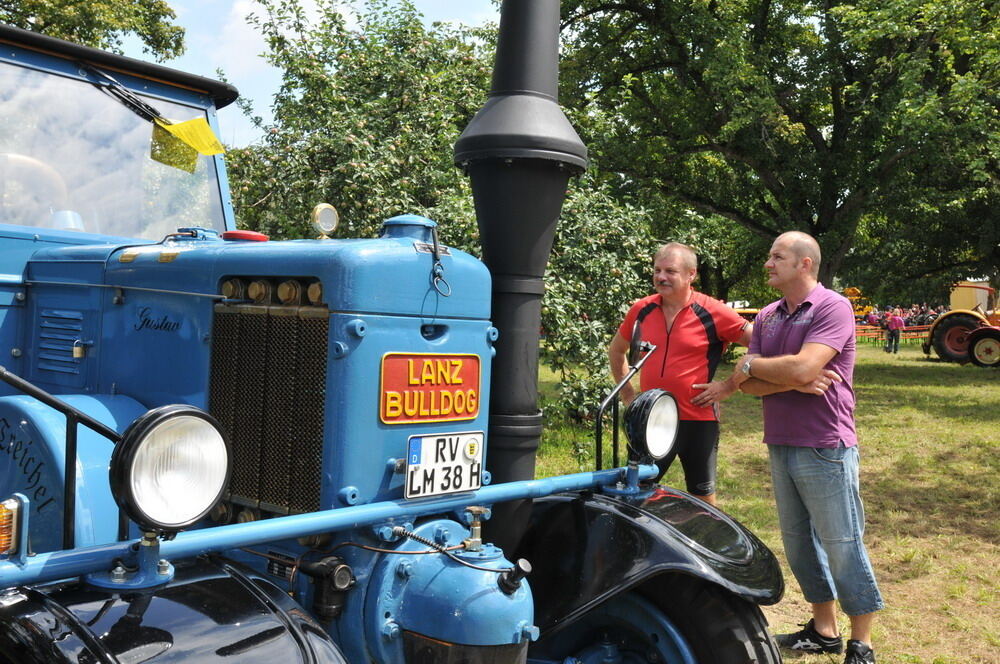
[617, 292, 748, 421]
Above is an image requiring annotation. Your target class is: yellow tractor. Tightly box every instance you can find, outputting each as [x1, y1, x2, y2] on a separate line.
[923, 281, 1000, 367]
[843, 287, 873, 319]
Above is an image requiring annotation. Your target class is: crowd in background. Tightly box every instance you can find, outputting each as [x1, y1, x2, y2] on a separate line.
[862, 303, 947, 328]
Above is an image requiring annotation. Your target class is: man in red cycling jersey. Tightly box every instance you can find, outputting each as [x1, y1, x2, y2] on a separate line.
[608, 242, 752, 506]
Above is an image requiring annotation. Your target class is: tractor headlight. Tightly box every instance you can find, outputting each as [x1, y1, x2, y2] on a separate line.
[110, 405, 230, 533]
[624, 389, 679, 461]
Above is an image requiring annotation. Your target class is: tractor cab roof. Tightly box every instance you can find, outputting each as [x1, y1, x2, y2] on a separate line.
[0, 23, 238, 109]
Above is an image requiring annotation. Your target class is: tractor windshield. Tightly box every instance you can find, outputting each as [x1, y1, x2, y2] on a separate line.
[0, 59, 227, 241]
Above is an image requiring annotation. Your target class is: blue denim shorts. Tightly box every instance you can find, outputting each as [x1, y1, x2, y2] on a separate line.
[768, 442, 884, 616]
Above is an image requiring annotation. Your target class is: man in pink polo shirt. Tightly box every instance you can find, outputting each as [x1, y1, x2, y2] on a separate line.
[885, 309, 905, 354]
[732, 232, 882, 664]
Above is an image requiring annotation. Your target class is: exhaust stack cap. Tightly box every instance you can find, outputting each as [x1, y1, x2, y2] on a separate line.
[454, 94, 587, 170]
[454, 0, 587, 171]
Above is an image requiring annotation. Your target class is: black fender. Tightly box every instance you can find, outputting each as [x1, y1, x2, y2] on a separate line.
[0, 556, 346, 663]
[515, 487, 784, 634]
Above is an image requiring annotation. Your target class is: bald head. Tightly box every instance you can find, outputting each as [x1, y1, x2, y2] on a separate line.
[654, 242, 698, 272]
[776, 231, 821, 277]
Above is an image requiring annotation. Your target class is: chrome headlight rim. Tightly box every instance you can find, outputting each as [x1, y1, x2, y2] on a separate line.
[624, 389, 679, 462]
[110, 405, 231, 533]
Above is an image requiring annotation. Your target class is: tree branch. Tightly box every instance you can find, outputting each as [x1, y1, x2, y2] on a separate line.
[649, 179, 779, 239]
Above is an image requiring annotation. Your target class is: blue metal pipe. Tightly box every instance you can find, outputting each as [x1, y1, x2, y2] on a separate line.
[0, 465, 657, 587]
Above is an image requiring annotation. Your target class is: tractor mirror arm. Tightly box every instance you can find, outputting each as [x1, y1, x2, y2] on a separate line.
[594, 343, 657, 471]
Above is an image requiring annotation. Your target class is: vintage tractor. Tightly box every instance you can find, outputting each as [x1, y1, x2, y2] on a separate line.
[923, 282, 1000, 366]
[0, 2, 784, 662]
[842, 287, 873, 321]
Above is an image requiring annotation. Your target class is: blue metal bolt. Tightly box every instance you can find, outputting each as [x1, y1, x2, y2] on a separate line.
[433, 525, 450, 544]
[396, 561, 413, 579]
[382, 620, 400, 641]
[599, 642, 621, 663]
[338, 486, 360, 506]
[519, 622, 540, 642]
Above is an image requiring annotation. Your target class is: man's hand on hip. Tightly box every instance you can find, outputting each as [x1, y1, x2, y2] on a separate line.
[691, 379, 736, 406]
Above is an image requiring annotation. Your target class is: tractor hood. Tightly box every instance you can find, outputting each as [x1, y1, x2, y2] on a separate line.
[25, 217, 490, 319]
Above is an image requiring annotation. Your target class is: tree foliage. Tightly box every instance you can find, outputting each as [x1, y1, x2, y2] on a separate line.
[0, 0, 185, 60]
[227, 0, 492, 244]
[560, 0, 1000, 284]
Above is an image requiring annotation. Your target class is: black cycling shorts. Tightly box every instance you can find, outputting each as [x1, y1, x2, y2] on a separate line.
[654, 420, 719, 496]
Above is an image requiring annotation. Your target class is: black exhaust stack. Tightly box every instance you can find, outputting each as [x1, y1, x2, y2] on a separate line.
[455, 0, 587, 552]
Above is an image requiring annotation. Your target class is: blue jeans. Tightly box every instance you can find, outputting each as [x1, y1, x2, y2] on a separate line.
[885, 329, 900, 353]
[768, 443, 884, 616]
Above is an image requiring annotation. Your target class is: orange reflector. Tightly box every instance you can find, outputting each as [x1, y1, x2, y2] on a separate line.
[0, 498, 20, 555]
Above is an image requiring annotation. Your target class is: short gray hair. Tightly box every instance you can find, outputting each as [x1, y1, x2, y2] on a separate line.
[654, 242, 698, 271]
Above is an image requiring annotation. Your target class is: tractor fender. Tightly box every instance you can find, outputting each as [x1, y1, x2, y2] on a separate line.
[0, 556, 346, 664]
[514, 487, 784, 635]
[923, 309, 987, 354]
[0, 393, 148, 552]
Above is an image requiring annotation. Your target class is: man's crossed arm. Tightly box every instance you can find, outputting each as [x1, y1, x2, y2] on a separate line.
[733, 342, 842, 396]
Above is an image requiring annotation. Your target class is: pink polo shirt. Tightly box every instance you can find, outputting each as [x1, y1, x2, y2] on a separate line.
[749, 284, 857, 448]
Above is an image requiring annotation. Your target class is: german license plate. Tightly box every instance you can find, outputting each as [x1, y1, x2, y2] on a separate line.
[405, 432, 483, 499]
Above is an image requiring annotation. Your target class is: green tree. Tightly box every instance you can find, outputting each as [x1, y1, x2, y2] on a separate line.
[226, 0, 492, 242]
[560, 0, 1000, 284]
[841, 187, 1000, 306]
[0, 0, 185, 60]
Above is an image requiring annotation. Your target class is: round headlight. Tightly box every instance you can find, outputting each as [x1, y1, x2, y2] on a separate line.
[624, 389, 679, 461]
[110, 405, 231, 533]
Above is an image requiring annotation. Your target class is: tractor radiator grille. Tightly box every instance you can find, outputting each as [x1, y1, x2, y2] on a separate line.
[209, 303, 328, 515]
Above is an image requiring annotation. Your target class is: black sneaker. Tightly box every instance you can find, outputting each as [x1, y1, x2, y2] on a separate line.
[775, 619, 844, 653]
[844, 640, 876, 663]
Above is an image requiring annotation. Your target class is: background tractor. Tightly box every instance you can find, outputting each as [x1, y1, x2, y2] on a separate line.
[923, 281, 1000, 367]
[843, 287, 874, 320]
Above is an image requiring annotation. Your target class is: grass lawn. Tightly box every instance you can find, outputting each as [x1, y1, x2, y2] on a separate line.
[535, 341, 999, 664]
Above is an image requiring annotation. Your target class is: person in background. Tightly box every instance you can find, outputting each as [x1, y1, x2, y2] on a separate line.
[608, 242, 751, 506]
[885, 309, 905, 354]
[732, 231, 882, 664]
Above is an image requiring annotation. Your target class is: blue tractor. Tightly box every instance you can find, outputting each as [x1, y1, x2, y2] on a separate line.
[0, 2, 783, 662]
